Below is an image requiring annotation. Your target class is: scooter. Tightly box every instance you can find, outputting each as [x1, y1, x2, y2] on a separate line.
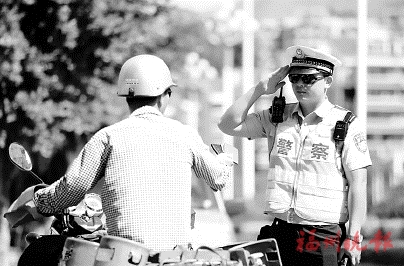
[5, 142, 105, 266]
[4, 142, 283, 266]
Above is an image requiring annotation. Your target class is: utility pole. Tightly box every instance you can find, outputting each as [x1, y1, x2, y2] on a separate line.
[241, 0, 255, 200]
[357, 0, 368, 132]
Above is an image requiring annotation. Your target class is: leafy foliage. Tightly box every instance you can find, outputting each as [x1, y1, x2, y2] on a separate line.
[0, 0, 224, 195]
[1, 0, 191, 156]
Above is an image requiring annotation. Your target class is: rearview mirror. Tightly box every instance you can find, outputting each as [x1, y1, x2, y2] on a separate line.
[9, 142, 44, 184]
[9, 142, 33, 171]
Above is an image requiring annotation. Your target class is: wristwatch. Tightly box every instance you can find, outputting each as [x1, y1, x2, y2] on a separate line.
[346, 234, 363, 244]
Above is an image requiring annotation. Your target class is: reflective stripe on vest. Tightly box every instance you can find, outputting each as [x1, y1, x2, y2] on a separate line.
[266, 107, 350, 223]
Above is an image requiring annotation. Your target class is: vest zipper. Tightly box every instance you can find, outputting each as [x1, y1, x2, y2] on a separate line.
[291, 137, 304, 209]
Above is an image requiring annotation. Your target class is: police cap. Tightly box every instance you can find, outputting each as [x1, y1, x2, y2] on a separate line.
[286, 45, 342, 75]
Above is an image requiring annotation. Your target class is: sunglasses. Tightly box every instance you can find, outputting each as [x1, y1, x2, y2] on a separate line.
[288, 74, 326, 85]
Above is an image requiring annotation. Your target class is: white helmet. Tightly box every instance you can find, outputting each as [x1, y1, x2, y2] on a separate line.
[117, 54, 176, 97]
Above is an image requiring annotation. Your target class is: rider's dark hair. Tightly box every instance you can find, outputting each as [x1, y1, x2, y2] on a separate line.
[126, 95, 159, 108]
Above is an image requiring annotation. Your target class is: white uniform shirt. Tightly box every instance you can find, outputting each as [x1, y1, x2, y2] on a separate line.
[242, 100, 372, 224]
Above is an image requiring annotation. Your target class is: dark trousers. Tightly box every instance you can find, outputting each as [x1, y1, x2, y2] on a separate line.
[257, 218, 346, 266]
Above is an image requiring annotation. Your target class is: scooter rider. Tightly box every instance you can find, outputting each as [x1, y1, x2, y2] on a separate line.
[32, 54, 234, 251]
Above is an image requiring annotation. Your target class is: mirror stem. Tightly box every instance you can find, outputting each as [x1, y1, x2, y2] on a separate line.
[30, 171, 45, 184]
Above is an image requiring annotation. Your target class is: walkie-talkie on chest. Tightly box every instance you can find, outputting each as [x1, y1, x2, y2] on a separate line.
[270, 86, 286, 123]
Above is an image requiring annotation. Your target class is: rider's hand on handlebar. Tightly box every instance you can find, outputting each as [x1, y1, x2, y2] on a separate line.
[4, 184, 49, 228]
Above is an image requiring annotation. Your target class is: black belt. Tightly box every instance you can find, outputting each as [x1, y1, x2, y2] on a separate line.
[272, 217, 301, 226]
[272, 218, 347, 238]
[272, 218, 344, 228]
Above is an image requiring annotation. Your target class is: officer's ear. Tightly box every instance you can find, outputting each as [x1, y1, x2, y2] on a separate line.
[324, 75, 333, 88]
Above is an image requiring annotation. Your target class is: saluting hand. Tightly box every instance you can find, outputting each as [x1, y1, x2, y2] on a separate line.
[254, 65, 289, 96]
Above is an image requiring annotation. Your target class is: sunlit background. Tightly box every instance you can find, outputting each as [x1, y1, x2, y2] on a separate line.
[1, 0, 404, 265]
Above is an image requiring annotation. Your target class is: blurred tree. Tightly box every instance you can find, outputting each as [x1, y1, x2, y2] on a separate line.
[0, 0, 223, 198]
[1, 0, 176, 157]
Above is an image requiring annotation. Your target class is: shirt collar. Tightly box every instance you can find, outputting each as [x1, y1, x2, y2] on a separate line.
[291, 99, 333, 119]
[129, 106, 163, 117]
[313, 98, 334, 118]
[291, 102, 300, 116]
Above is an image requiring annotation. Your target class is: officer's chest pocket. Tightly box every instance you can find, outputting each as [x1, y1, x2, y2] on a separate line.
[272, 130, 297, 158]
[302, 126, 335, 163]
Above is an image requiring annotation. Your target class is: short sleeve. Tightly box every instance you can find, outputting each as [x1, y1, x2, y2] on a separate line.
[342, 118, 372, 171]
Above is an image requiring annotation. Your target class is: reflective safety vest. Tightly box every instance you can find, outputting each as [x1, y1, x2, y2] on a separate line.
[266, 105, 351, 224]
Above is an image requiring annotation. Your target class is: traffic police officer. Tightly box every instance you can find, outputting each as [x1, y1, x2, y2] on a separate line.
[218, 45, 372, 266]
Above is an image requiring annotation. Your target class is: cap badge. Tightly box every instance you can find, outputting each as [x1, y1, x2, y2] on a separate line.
[295, 48, 305, 58]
